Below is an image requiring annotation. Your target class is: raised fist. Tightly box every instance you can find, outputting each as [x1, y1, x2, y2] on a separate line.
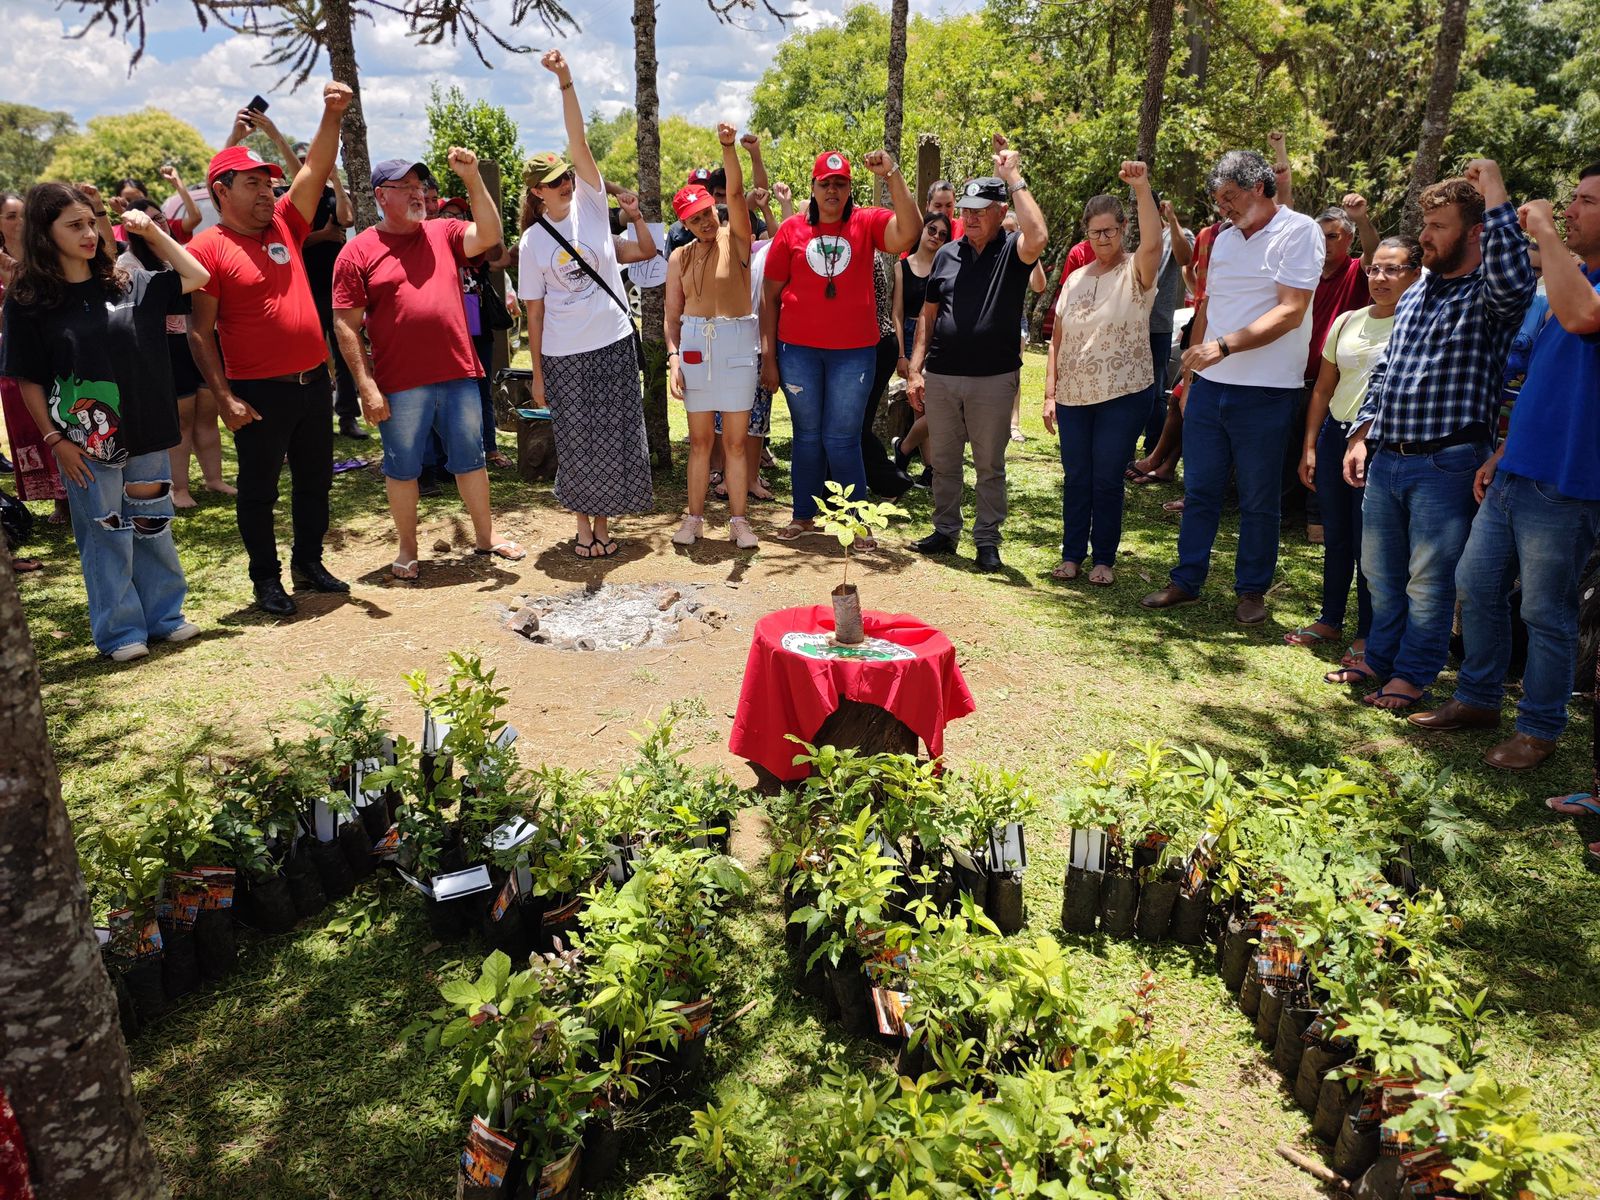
[1517, 199, 1557, 237]
[323, 80, 354, 113]
[1266, 130, 1286, 149]
[541, 49, 570, 78]
[1463, 158, 1502, 193]
[748, 186, 770, 207]
[772, 181, 792, 203]
[119, 208, 157, 239]
[716, 122, 737, 147]
[1159, 198, 1175, 222]
[862, 150, 894, 178]
[616, 191, 641, 221]
[1340, 192, 1368, 220]
[739, 132, 760, 154]
[1118, 160, 1149, 186]
[158, 163, 182, 186]
[447, 146, 480, 176]
[108, 195, 128, 215]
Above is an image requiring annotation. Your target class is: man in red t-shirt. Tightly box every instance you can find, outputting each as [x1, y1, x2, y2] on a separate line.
[187, 81, 352, 617]
[1288, 193, 1380, 536]
[332, 149, 523, 579]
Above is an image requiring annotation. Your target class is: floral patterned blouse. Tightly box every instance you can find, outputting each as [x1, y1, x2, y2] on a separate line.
[1052, 255, 1156, 406]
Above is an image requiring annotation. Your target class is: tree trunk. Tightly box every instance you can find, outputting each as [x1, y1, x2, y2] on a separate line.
[632, 0, 671, 472]
[1137, 0, 1176, 166]
[1400, 0, 1471, 236]
[0, 555, 168, 1200]
[880, 0, 909, 206]
[1183, 0, 1209, 87]
[322, 0, 377, 230]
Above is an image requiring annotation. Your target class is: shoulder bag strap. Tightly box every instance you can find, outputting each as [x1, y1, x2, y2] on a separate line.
[536, 214, 636, 328]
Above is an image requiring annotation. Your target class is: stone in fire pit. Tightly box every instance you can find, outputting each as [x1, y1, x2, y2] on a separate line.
[498, 582, 727, 651]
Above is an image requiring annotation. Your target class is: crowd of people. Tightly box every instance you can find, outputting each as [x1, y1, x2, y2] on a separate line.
[1, 57, 1597, 851]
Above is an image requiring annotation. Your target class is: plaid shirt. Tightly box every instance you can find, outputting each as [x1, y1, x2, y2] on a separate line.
[1355, 202, 1534, 443]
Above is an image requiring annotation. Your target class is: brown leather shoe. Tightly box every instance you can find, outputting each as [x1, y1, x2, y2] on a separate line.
[1483, 732, 1558, 770]
[1141, 583, 1200, 610]
[1408, 698, 1501, 731]
[1235, 592, 1267, 624]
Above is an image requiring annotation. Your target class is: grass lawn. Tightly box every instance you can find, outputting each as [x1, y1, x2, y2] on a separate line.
[14, 348, 1599, 1198]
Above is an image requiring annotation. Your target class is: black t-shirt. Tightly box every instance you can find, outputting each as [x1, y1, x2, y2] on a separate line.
[0, 269, 184, 463]
[924, 229, 1034, 376]
[899, 256, 931, 319]
[302, 186, 344, 300]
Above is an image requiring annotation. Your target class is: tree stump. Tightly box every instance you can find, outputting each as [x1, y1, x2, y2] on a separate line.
[873, 378, 914, 455]
[748, 699, 920, 794]
[517, 417, 558, 483]
[493, 367, 528, 433]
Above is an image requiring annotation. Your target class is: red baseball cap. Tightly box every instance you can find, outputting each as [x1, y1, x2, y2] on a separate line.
[672, 185, 716, 222]
[686, 167, 712, 185]
[206, 146, 284, 186]
[812, 151, 851, 181]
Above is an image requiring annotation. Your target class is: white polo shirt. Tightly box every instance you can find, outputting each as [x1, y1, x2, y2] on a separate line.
[1200, 204, 1324, 389]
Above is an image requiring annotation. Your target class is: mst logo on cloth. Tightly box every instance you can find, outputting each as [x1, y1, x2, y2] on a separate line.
[550, 241, 599, 296]
[804, 235, 851, 279]
[266, 243, 291, 265]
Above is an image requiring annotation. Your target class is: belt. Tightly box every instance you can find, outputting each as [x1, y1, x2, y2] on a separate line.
[244, 368, 323, 387]
[1377, 422, 1489, 456]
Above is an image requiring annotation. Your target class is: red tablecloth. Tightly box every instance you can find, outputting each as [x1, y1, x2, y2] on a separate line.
[728, 605, 975, 782]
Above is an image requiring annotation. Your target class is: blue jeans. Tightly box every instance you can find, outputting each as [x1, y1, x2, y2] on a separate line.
[778, 341, 875, 521]
[64, 449, 188, 655]
[1058, 386, 1153, 566]
[1360, 440, 1488, 688]
[379, 378, 487, 481]
[1143, 329, 1170, 450]
[1453, 472, 1600, 738]
[1170, 376, 1296, 596]
[1314, 417, 1372, 637]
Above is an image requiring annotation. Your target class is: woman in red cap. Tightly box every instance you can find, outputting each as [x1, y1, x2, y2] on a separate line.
[759, 147, 921, 541]
[665, 122, 760, 549]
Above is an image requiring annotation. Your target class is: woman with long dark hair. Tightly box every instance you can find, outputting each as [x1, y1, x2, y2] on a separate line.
[116, 198, 233, 509]
[759, 148, 921, 541]
[0, 183, 209, 661]
[0, 189, 69, 532]
[890, 211, 952, 484]
[515, 50, 658, 559]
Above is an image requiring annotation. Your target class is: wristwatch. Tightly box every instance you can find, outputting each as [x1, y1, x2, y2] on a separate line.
[1217, 336, 1231, 358]
[1007, 179, 1029, 196]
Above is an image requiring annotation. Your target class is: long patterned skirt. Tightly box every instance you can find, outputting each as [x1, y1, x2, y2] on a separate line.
[1, 376, 67, 502]
[542, 334, 653, 517]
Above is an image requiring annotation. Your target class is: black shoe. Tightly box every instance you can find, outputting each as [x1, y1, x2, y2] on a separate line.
[290, 560, 350, 593]
[874, 469, 916, 500]
[253, 579, 298, 616]
[0, 453, 11, 473]
[914, 466, 932, 490]
[416, 470, 442, 497]
[910, 531, 958, 555]
[338, 418, 370, 440]
[975, 545, 1003, 573]
[892, 436, 912, 473]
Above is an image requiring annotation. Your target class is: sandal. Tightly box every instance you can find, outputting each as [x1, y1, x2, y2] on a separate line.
[486, 451, 514, 469]
[748, 476, 776, 502]
[1324, 664, 1376, 685]
[1341, 647, 1367, 669]
[11, 557, 43, 573]
[474, 541, 527, 561]
[572, 538, 600, 559]
[1087, 564, 1114, 586]
[774, 521, 813, 542]
[709, 470, 728, 502]
[1285, 625, 1338, 647]
[391, 559, 420, 580]
[1162, 498, 1185, 513]
[1362, 685, 1430, 712]
[1050, 561, 1080, 581]
[592, 538, 619, 558]
[1545, 794, 1600, 818]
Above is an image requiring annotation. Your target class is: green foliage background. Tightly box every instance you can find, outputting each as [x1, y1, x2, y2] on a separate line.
[0, 102, 75, 194]
[423, 84, 525, 235]
[41, 109, 214, 199]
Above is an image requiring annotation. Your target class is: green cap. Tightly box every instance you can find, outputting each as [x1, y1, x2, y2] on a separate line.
[525, 151, 573, 186]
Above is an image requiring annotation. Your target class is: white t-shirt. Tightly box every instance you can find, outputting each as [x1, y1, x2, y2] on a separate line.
[516, 174, 632, 357]
[1199, 205, 1324, 389]
[749, 239, 772, 310]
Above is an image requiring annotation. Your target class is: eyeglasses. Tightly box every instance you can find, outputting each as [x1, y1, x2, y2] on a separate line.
[1086, 228, 1122, 241]
[1366, 264, 1415, 278]
[378, 184, 425, 196]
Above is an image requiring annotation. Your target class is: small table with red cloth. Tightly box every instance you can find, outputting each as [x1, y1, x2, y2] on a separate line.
[728, 605, 976, 783]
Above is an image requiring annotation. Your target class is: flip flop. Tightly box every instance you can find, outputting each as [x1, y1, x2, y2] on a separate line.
[390, 559, 420, 581]
[474, 541, 527, 561]
[592, 538, 619, 558]
[1087, 566, 1114, 586]
[1341, 648, 1367, 668]
[1285, 626, 1337, 647]
[11, 557, 43, 573]
[1162, 498, 1186, 513]
[1324, 664, 1376, 685]
[573, 538, 599, 559]
[1545, 794, 1600, 818]
[774, 522, 813, 542]
[1051, 561, 1080, 581]
[1362, 685, 1430, 712]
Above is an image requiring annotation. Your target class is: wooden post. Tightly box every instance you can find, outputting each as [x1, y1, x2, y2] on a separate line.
[915, 134, 941, 214]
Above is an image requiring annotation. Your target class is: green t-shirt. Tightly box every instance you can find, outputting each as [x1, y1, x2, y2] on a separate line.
[1322, 306, 1395, 424]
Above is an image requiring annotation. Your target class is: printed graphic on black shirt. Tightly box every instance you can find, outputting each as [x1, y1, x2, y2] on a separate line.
[53, 374, 126, 465]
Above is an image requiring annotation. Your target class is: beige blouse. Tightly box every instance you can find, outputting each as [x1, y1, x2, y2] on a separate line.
[1053, 256, 1156, 406]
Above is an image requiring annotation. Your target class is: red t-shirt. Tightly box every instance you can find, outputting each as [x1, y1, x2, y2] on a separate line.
[1306, 255, 1371, 382]
[1192, 221, 1224, 303]
[765, 207, 895, 350]
[189, 194, 326, 380]
[1056, 239, 1094, 286]
[331, 219, 481, 396]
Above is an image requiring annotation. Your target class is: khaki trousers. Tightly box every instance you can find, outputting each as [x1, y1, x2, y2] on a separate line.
[923, 369, 1018, 547]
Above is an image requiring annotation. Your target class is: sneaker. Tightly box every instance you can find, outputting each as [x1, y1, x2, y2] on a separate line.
[165, 621, 202, 643]
[109, 642, 150, 662]
[729, 516, 760, 550]
[671, 513, 704, 546]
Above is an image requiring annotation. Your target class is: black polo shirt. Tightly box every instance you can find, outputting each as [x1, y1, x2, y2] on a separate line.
[924, 229, 1034, 377]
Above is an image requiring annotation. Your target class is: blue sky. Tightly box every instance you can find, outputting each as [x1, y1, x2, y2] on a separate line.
[6, 0, 961, 164]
